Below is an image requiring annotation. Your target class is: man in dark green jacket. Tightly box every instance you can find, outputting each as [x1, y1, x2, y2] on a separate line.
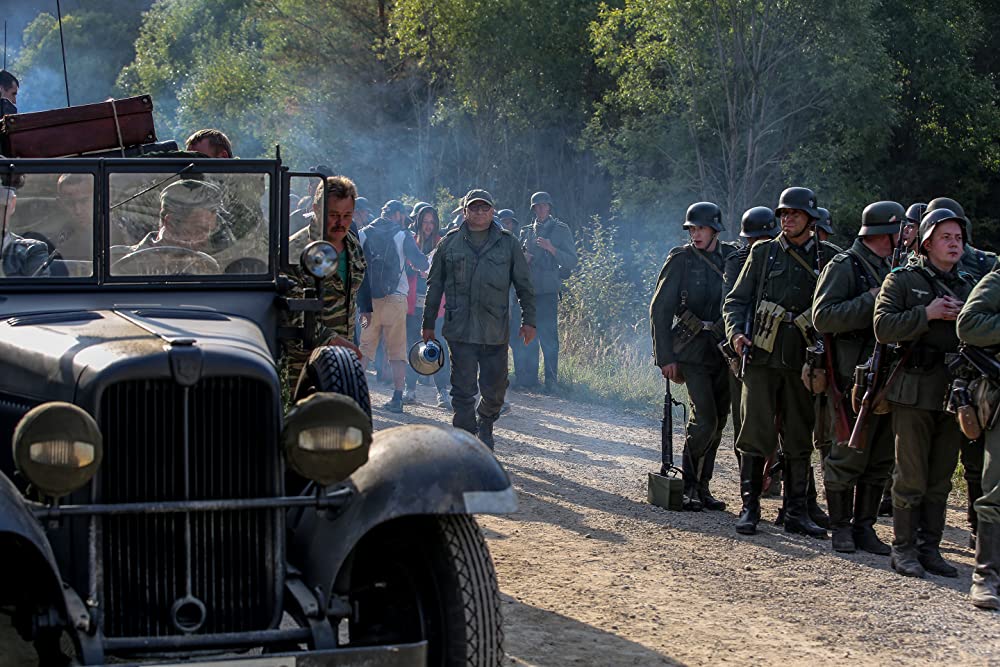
[957, 268, 1000, 610]
[724, 187, 838, 538]
[650, 202, 737, 511]
[813, 201, 903, 555]
[423, 189, 536, 449]
[514, 191, 577, 393]
[874, 208, 972, 579]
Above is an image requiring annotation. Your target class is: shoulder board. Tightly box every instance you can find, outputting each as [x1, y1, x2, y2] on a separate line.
[890, 264, 912, 273]
[959, 270, 975, 282]
[667, 244, 690, 257]
[831, 252, 850, 264]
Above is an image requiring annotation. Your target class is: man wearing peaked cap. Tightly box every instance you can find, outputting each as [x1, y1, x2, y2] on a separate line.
[422, 188, 536, 449]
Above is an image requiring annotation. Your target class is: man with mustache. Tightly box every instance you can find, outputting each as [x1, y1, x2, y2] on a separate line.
[724, 187, 838, 538]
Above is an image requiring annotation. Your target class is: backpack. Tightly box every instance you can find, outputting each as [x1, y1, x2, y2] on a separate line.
[363, 225, 403, 299]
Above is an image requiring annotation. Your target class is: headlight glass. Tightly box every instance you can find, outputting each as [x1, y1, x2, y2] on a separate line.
[29, 441, 96, 467]
[299, 426, 364, 452]
[300, 241, 338, 279]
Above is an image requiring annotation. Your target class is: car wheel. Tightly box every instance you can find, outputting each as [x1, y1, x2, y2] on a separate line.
[344, 515, 504, 666]
[293, 345, 371, 420]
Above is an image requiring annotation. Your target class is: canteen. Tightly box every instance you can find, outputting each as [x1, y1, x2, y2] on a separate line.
[408, 339, 445, 376]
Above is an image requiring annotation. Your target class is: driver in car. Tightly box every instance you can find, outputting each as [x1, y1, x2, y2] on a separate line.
[112, 179, 228, 274]
[0, 185, 49, 277]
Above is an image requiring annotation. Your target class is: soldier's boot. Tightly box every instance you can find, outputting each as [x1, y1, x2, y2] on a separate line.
[681, 448, 703, 512]
[774, 500, 786, 526]
[806, 466, 830, 529]
[735, 454, 765, 535]
[890, 505, 925, 578]
[783, 459, 827, 539]
[917, 502, 958, 578]
[853, 482, 891, 555]
[826, 486, 856, 553]
[967, 479, 982, 550]
[971, 520, 1000, 610]
[698, 445, 726, 511]
[476, 418, 495, 451]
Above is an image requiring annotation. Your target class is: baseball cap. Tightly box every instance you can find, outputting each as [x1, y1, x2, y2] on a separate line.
[160, 179, 224, 213]
[463, 189, 494, 207]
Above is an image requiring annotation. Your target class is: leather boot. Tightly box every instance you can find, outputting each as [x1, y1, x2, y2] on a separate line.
[971, 521, 1000, 610]
[476, 418, 495, 451]
[735, 454, 765, 535]
[698, 445, 726, 511]
[783, 459, 827, 538]
[826, 486, 856, 553]
[917, 502, 958, 577]
[967, 479, 982, 549]
[681, 448, 703, 512]
[890, 505, 925, 578]
[853, 482, 891, 555]
[807, 465, 830, 529]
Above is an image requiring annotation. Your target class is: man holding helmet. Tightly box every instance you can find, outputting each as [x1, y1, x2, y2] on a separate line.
[650, 202, 737, 510]
[874, 207, 971, 579]
[724, 187, 838, 538]
[813, 201, 904, 555]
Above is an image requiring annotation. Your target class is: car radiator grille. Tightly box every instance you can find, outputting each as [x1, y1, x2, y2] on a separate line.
[98, 377, 279, 638]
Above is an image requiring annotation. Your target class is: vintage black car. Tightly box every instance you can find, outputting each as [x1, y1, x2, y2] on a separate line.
[0, 156, 515, 666]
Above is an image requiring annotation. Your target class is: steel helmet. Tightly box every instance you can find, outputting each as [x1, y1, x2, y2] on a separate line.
[740, 207, 778, 238]
[905, 202, 927, 224]
[816, 207, 834, 235]
[917, 208, 967, 254]
[859, 201, 905, 237]
[926, 196, 972, 243]
[683, 202, 724, 232]
[530, 191, 553, 208]
[775, 187, 820, 220]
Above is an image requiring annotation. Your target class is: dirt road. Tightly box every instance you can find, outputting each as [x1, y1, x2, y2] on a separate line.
[370, 381, 1000, 666]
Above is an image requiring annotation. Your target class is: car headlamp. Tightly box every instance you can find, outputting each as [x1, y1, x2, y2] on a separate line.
[13, 402, 103, 499]
[283, 392, 371, 487]
[300, 241, 338, 280]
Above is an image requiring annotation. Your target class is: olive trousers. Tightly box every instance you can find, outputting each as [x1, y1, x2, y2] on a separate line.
[977, 426, 1000, 524]
[824, 411, 894, 492]
[737, 365, 814, 461]
[890, 406, 963, 509]
[679, 362, 730, 474]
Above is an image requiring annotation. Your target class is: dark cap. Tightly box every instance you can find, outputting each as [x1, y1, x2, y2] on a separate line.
[309, 164, 334, 178]
[463, 189, 494, 207]
[354, 196, 371, 212]
[382, 199, 407, 217]
[160, 179, 224, 213]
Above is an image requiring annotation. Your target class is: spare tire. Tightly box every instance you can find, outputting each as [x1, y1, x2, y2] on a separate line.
[292, 345, 371, 422]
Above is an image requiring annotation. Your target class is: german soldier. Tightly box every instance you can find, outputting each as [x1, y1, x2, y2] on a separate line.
[724, 187, 837, 537]
[925, 197, 999, 548]
[956, 267, 1000, 609]
[650, 202, 737, 510]
[874, 208, 972, 578]
[813, 201, 903, 554]
[723, 207, 778, 460]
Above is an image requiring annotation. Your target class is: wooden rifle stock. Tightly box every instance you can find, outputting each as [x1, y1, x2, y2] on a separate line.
[822, 334, 853, 444]
[738, 318, 752, 380]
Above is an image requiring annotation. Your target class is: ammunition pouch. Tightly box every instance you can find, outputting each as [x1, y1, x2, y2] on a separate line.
[801, 345, 827, 395]
[793, 310, 818, 348]
[973, 376, 1000, 433]
[671, 308, 704, 354]
[752, 300, 786, 354]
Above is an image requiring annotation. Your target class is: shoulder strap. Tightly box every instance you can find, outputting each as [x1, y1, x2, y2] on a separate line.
[690, 245, 726, 279]
[845, 248, 878, 290]
[785, 243, 819, 281]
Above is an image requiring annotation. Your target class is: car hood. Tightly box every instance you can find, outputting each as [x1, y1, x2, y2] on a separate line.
[0, 307, 275, 405]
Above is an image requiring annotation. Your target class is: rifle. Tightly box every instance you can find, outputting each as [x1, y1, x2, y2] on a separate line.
[848, 243, 903, 451]
[738, 318, 752, 380]
[821, 334, 853, 443]
[660, 379, 684, 474]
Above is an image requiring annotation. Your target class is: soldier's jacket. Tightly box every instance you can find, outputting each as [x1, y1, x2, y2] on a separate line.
[1, 232, 48, 277]
[283, 231, 367, 375]
[723, 243, 751, 294]
[957, 267, 1000, 347]
[873, 255, 973, 411]
[650, 241, 737, 367]
[813, 238, 892, 383]
[520, 216, 577, 295]
[425, 222, 535, 345]
[960, 244, 1000, 284]
[724, 233, 839, 370]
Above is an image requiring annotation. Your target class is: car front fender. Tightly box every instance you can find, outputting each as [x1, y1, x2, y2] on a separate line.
[0, 473, 66, 612]
[290, 424, 516, 599]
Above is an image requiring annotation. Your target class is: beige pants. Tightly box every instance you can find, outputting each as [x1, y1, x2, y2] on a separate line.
[360, 295, 408, 361]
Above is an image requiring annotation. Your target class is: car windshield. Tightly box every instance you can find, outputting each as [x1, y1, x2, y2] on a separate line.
[0, 163, 274, 282]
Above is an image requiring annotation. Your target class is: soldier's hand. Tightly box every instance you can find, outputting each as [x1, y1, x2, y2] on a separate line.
[926, 296, 962, 321]
[536, 237, 556, 255]
[520, 325, 537, 345]
[733, 334, 752, 357]
[868, 287, 880, 298]
[360, 313, 372, 328]
[422, 328, 435, 342]
[661, 363, 680, 381]
[327, 335, 362, 359]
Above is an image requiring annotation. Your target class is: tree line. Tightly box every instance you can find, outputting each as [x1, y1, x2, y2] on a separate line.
[9, 0, 1000, 250]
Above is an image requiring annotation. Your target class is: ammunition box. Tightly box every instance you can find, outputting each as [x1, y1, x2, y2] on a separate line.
[648, 471, 684, 511]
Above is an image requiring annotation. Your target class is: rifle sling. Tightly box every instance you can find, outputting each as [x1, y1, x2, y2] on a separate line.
[689, 245, 726, 279]
[785, 244, 819, 281]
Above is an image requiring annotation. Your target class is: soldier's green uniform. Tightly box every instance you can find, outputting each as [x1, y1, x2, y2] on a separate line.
[956, 268, 1000, 609]
[925, 197, 999, 547]
[650, 202, 736, 510]
[724, 187, 836, 537]
[874, 208, 972, 578]
[814, 202, 902, 555]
